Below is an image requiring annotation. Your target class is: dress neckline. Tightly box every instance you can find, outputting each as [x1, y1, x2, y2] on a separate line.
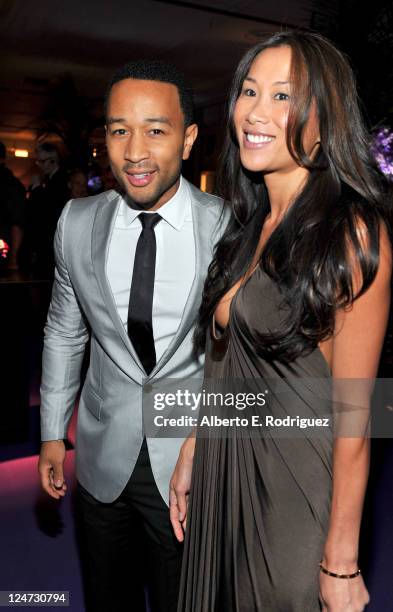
[210, 267, 332, 376]
[212, 264, 261, 341]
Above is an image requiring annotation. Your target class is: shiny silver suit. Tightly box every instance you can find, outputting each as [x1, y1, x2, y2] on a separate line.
[40, 181, 225, 503]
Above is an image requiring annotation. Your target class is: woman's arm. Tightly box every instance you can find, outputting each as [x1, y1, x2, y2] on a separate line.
[320, 223, 392, 611]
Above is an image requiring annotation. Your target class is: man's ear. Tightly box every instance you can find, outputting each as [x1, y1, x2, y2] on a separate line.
[182, 124, 198, 161]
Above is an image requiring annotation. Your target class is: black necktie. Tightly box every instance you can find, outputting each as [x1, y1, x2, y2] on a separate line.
[127, 213, 162, 375]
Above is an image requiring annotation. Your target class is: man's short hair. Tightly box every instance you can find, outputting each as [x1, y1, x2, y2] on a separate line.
[0, 141, 6, 160]
[106, 60, 194, 127]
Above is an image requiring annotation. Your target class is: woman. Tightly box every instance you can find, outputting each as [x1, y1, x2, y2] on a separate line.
[170, 31, 391, 611]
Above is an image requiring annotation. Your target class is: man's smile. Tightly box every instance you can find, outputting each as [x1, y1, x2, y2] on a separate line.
[125, 170, 157, 187]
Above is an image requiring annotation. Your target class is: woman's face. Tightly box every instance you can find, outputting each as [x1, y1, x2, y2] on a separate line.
[233, 45, 319, 176]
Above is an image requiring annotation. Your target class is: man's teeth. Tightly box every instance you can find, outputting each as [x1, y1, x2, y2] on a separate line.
[133, 173, 150, 178]
[246, 134, 275, 143]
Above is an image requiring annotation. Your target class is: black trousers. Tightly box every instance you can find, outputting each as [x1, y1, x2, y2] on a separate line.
[75, 439, 183, 612]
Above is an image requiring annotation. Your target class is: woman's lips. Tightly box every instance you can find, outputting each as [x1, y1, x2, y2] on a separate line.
[126, 170, 157, 187]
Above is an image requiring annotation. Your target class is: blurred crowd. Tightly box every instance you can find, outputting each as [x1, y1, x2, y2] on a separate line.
[0, 141, 117, 278]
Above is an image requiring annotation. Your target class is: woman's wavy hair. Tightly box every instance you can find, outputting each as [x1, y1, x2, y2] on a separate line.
[194, 30, 390, 362]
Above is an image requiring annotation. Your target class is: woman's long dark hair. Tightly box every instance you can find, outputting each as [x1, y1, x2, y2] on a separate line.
[195, 30, 390, 362]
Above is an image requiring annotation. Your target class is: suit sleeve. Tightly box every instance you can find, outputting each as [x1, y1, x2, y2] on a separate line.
[40, 200, 90, 441]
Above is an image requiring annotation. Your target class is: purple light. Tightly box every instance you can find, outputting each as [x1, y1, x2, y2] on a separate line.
[370, 126, 393, 178]
[87, 176, 102, 191]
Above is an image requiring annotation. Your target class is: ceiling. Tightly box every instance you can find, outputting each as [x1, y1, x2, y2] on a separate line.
[0, 0, 321, 150]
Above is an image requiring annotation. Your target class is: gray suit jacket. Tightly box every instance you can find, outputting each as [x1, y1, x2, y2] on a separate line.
[40, 180, 226, 504]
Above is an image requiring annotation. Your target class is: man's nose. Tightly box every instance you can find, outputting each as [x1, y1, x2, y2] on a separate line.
[124, 133, 149, 163]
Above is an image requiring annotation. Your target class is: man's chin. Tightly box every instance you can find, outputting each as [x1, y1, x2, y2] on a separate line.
[114, 172, 180, 210]
[124, 187, 160, 210]
[113, 179, 156, 209]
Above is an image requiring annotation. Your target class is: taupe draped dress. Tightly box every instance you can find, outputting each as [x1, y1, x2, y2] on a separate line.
[177, 266, 333, 611]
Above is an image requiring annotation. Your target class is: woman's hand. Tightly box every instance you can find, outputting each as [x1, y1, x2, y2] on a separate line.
[319, 570, 370, 611]
[169, 435, 196, 542]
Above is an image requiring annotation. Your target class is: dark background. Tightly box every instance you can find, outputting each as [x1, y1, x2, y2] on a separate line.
[1, 0, 393, 185]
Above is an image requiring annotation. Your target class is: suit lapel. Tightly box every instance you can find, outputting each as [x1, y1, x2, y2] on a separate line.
[91, 190, 145, 376]
[147, 184, 215, 379]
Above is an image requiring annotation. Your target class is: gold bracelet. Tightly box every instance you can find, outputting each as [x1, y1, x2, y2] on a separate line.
[319, 562, 361, 579]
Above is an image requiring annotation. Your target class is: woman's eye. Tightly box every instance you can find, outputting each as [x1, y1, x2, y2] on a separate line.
[273, 92, 290, 101]
[243, 88, 256, 97]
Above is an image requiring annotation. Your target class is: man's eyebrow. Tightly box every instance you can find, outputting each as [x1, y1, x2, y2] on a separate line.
[145, 117, 172, 126]
[106, 116, 173, 126]
[106, 117, 125, 125]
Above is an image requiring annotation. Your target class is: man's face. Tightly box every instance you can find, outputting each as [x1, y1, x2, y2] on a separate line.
[105, 79, 198, 210]
[36, 153, 58, 177]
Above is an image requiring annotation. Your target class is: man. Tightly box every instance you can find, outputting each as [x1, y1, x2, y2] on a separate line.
[35, 142, 70, 217]
[29, 142, 70, 274]
[0, 141, 26, 270]
[38, 61, 225, 612]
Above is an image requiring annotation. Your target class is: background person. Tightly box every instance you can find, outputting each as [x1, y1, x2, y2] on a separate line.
[0, 141, 26, 271]
[31, 142, 70, 275]
[68, 169, 88, 198]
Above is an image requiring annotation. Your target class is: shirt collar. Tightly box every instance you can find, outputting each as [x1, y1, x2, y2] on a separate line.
[121, 176, 189, 231]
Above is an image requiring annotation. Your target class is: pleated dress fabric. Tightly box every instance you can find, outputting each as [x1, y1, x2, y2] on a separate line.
[177, 266, 333, 612]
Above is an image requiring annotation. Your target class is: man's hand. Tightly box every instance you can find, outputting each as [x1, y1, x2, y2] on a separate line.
[169, 436, 196, 542]
[38, 440, 67, 499]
